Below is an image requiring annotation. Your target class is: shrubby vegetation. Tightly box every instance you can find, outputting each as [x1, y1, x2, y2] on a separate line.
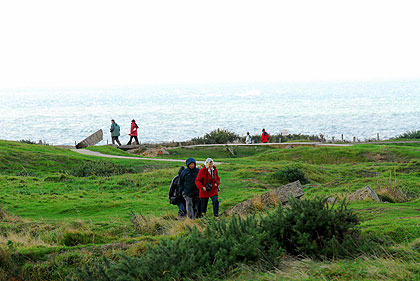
[247, 133, 325, 143]
[191, 128, 240, 144]
[73, 197, 361, 281]
[271, 166, 309, 184]
[397, 130, 420, 139]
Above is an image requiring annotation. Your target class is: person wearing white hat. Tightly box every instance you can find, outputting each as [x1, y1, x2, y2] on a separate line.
[195, 158, 220, 217]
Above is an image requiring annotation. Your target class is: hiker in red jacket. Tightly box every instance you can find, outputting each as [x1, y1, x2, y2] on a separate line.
[261, 128, 269, 143]
[127, 119, 140, 145]
[195, 158, 220, 217]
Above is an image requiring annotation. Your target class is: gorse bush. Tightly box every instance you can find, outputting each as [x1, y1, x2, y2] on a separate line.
[73, 197, 361, 281]
[191, 129, 240, 144]
[260, 197, 360, 258]
[397, 130, 420, 139]
[271, 166, 309, 184]
[64, 161, 136, 177]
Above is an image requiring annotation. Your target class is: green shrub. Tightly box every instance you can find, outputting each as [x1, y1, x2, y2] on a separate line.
[74, 198, 361, 280]
[19, 139, 37, 144]
[64, 161, 136, 177]
[260, 197, 360, 258]
[271, 166, 309, 184]
[191, 129, 240, 144]
[397, 130, 420, 139]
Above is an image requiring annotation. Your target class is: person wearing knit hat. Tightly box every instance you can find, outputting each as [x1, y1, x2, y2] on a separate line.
[195, 157, 221, 217]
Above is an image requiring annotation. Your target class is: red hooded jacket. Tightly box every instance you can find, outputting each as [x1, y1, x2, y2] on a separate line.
[195, 166, 220, 198]
[261, 131, 269, 143]
[130, 122, 139, 136]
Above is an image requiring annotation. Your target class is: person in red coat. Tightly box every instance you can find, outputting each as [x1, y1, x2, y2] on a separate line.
[127, 119, 139, 145]
[261, 128, 269, 143]
[195, 158, 220, 217]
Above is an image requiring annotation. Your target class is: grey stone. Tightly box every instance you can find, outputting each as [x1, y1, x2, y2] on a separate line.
[75, 129, 103, 149]
[347, 185, 380, 202]
[223, 181, 304, 216]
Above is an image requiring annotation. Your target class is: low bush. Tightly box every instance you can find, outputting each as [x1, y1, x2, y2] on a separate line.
[19, 139, 37, 144]
[260, 197, 360, 258]
[397, 130, 420, 139]
[191, 129, 240, 144]
[73, 197, 361, 280]
[271, 166, 309, 184]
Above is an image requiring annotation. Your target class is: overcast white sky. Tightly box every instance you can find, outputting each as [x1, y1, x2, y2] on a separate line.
[1, 0, 420, 89]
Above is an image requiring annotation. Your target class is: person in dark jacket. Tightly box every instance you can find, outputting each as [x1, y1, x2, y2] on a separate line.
[195, 158, 220, 217]
[179, 157, 201, 219]
[168, 166, 186, 217]
[110, 119, 122, 146]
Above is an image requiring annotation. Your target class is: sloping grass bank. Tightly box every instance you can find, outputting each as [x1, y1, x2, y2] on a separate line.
[0, 140, 419, 280]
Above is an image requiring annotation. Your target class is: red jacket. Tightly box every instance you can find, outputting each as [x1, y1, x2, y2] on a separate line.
[130, 122, 139, 136]
[262, 131, 269, 143]
[195, 166, 220, 198]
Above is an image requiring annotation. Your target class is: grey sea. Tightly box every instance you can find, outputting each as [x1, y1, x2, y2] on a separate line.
[1, 80, 419, 145]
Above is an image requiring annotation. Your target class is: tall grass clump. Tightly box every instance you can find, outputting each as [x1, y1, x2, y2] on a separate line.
[73, 197, 361, 281]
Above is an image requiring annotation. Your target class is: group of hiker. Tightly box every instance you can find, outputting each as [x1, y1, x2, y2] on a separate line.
[111, 118, 269, 147]
[110, 119, 139, 146]
[168, 157, 220, 219]
[109, 120, 269, 218]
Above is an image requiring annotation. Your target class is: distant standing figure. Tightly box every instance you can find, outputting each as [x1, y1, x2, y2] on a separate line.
[127, 119, 139, 145]
[110, 119, 122, 146]
[179, 158, 201, 219]
[261, 128, 269, 143]
[195, 158, 220, 217]
[168, 166, 187, 217]
[245, 132, 252, 144]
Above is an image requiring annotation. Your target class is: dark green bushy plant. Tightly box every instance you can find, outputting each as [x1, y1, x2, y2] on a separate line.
[73, 216, 275, 281]
[191, 129, 240, 144]
[261, 197, 360, 258]
[272, 166, 309, 184]
[74, 198, 361, 280]
[397, 130, 420, 139]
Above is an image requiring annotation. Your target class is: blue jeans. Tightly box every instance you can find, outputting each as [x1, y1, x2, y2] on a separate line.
[200, 195, 219, 217]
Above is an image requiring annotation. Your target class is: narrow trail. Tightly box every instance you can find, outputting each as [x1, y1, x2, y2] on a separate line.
[70, 141, 420, 164]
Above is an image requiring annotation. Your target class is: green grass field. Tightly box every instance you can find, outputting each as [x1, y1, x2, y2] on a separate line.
[0, 139, 420, 280]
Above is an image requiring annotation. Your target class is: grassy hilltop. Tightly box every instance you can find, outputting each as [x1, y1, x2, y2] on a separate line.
[0, 139, 420, 280]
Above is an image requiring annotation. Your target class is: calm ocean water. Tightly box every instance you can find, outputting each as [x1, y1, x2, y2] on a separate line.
[1, 81, 419, 145]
